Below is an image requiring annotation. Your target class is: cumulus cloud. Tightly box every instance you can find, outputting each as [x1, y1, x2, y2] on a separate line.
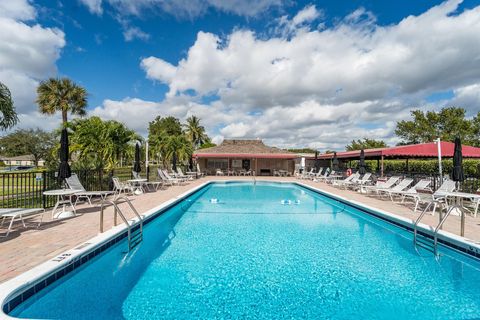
[79, 0, 284, 19]
[132, 1, 480, 149]
[0, 0, 65, 123]
[0, 0, 36, 20]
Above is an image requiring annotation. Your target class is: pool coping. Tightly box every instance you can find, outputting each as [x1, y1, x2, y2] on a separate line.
[1, 179, 480, 319]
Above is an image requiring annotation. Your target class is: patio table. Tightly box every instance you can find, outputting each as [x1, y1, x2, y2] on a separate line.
[128, 179, 148, 195]
[43, 189, 78, 219]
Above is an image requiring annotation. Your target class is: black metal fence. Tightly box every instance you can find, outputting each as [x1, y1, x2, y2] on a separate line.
[0, 165, 162, 209]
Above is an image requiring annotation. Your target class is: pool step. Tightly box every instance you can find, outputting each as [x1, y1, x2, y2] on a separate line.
[129, 225, 143, 250]
[414, 234, 435, 253]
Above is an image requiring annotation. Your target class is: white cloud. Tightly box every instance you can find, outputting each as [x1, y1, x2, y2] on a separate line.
[134, 1, 480, 149]
[79, 0, 284, 19]
[123, 26, 150, 42]
[0, 0, 36, 21]
[0, 0, 65, 127]
[78, 0, 103, 15]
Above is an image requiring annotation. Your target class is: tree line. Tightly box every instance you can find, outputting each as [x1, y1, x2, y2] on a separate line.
[0, 79, 212, 170]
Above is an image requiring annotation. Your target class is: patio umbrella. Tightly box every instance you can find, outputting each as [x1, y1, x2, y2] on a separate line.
[58, 128, 71, 181]
[314, 151, 320, 172]
[358, 149, 366, 175]
[188, 154, 194, 171]
[172, 151, 177, 172]
[332, 152, 339, 171]
[133, 142, 141, 173]
[452, 137, 464, 186]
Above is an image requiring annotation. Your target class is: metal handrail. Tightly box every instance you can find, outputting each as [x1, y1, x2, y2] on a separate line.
[100, 197, 143, 251]
[433, 204, 462, 256]
[413, 201, 437, 245]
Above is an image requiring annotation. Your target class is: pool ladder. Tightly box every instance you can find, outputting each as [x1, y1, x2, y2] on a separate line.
[100, 196, 144, 251]
[413, 201, 462, 256]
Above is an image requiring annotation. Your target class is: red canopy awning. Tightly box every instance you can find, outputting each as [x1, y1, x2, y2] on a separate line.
[317, 141, 480, 159]
[193, 153, 297, 159]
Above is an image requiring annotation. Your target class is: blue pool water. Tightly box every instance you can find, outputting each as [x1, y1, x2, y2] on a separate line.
[9, 182, 480, 319]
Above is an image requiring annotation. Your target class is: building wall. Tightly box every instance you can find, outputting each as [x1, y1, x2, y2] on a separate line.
[197, 157, 295, 175]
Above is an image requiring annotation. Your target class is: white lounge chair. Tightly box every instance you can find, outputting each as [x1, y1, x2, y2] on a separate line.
[177, 168, 194, 180]
[315, 169, 333, 182]
[347, 173, 372, 190]
[66, 173, 113, 205]
[112, 177, 134, 197]
[404, 179, 456, 214]
[196, 163, 205, 178]
[0, 208, 45, 237]
[389, 179, 432, 202]
[361, 176, 400, 194]
[161, 169, 186, 185]
[333, 172, 360, 188]
[377, 178, 414, 201]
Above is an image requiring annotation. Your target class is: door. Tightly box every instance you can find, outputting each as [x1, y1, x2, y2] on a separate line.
[242, 159, 250, 170]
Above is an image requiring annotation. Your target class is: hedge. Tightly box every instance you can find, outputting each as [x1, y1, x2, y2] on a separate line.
[353, 159, 480, 177]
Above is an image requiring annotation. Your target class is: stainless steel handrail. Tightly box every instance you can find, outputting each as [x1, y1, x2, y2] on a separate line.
[433, 204, 462, 256]
[413, 201, 436, 245]
[100, 197, 143, 250]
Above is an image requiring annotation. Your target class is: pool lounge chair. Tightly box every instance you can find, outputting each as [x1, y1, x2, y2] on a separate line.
[66, 173, 114, 205]
[1, 208, 45, 237]
[112, 177, 135, 197]
[332, 172, 360, 188]
[346, 173, 372, 190]
[162, 169, 188, 185]
[196, 163, 205, 178]
[361, 176, 400, 194]
[376, 178, 414, 201]
[315, 169, 334, 182]
[388, 179, 432, 202]
[404, 179, 456, 214]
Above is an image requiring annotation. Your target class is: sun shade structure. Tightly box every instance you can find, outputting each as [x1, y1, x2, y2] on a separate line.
[316, 141, 480, 176]
[358, 149, 366, 174]
[318, 141, 480, 160]
[193, 139, 296, 175]
[133, 143, 141, 173]
[452, 137, 465, 183]
[58, 128, 71, 181]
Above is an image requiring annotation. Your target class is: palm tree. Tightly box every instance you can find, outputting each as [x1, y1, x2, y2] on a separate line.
[36, 78, 87, 127]
[0, 82, 18, 130]
[184, 115, 208, 149]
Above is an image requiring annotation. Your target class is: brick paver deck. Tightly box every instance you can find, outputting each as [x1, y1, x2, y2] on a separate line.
[1, 176, 480, 283]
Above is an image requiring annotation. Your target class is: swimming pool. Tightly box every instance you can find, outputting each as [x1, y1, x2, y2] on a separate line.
[2, 181, 480, 319]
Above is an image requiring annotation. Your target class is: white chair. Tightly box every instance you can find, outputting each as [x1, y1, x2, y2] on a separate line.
[361, 176, 400, 193]
[1, 208, 45, 237]
[376, 178, 414, 201]
[112, 177, 134, 198]
[66, 173, 113, 205]
[404, 179, 456, 214]
[333, 172, 360, 188]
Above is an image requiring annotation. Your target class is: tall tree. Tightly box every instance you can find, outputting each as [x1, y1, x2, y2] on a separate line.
[70, 117, 140, 169]
[395, 107, 479, 146]
[36, 78, 87, 127]
[0, 129, 56, 166]
[184, 115, 208, 149]
[345, 138, 387, 151]
[0, 82, 18, 130]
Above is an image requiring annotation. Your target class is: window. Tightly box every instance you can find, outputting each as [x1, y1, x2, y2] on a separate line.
[207, 159, 228, 170]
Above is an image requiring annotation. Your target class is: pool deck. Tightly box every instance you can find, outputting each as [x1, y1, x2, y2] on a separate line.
[1, 176, 480, 283]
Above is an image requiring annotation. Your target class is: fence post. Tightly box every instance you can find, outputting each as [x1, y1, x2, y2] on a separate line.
[42, 171, 47, 209]
[98, 168, 103, 191]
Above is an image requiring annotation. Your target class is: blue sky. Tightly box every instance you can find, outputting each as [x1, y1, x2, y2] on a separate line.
[1, 0, 480, 149]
